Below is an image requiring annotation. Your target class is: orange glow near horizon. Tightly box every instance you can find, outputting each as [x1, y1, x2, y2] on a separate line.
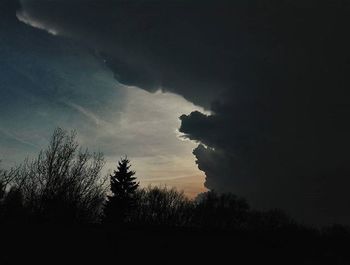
[140, 174, 207, 199]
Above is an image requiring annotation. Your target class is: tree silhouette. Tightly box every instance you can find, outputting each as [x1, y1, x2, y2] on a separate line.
[194, 191, 250, 230]
[2, 187, 26, 223]
[132, 186, 193, 227]
[0, 128, 108, 224]
[104, 157, 139, 224]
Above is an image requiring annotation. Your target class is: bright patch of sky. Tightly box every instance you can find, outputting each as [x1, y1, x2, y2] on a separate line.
[0, 15, 207, 196]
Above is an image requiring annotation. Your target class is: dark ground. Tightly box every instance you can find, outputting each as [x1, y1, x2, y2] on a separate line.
[2, 224, 350, 265]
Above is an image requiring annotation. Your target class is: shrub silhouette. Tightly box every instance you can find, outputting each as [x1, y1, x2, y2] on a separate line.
[131, 186, 193, 227]
[246, 208, 295, 232]
[104, 157, 139, 224]
[2, 128, 107, 224]
[1, 187, 26, 223]
[0, 164, 16, 201]
[193, 191, 250, 230]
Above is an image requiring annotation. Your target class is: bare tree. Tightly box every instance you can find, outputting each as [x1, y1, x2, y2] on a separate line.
[194, 191, 250, 230]
[9, 128, 108, 223]
[132, 186, 194, 227]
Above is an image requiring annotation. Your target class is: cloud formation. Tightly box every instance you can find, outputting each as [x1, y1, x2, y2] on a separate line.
[0, 2, 206, 195]
[178, 1, 350, 224]
[13, 0, 350, 224]
[17, 0, 250, 107]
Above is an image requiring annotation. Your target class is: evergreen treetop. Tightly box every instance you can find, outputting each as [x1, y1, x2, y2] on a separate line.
[109, 157, 139, 199]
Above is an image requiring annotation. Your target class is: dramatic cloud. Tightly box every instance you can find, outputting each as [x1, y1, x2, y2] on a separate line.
[0, 1, 206, 195]
[17, 0, 248, 107]
[10, 0, 350, 224]
[178, 1, 350, 224]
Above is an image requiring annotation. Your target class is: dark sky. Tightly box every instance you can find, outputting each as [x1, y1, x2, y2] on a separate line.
[2, 0, 350, 225]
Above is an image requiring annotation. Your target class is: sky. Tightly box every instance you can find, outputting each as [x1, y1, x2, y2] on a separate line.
[0, 0, 207, 197]
[2, 0, 350, 225]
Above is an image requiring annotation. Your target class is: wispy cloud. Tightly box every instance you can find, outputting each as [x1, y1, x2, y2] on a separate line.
[0, 128, 39, 149]
[63, 101, 109, 127]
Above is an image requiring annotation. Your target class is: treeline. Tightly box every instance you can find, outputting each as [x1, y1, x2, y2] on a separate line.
[2, 128, 350, 264]
[0, 128, 349, 236]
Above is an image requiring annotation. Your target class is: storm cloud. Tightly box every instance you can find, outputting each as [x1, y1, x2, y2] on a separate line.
[13, 0, 350, 224]
[17, 0, 253, 107]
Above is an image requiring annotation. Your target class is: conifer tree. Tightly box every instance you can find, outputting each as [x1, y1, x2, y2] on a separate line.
[104, 157, 139, 224]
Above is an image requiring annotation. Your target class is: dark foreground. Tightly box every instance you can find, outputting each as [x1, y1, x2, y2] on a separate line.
[2, 224, 349, 265]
